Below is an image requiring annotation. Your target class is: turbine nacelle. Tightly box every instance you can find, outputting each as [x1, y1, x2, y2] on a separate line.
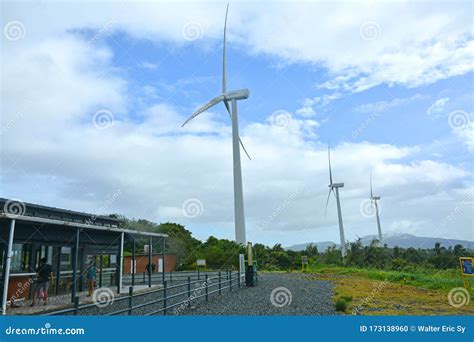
[329, 182, 344, 188]
[371, 196, 381, 200]
[224, 89, 250, 101]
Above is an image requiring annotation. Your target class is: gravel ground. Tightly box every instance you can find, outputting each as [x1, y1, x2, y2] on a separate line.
[181, 272, 336, 315]
[41, 272, 335, 316]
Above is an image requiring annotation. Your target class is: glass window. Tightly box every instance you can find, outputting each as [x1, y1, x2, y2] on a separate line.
[10, 243, 31, 273]
[60, 247, 72, 270]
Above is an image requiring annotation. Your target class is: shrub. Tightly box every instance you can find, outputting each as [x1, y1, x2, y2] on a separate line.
[335, 298, 348, 312]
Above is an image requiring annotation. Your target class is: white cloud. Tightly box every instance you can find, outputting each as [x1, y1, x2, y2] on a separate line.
[3, 1, 473, 95]
[296, 106, 316, 117]
[356, 94, 423, 114]
[427, 97, 450, 117]
[452, 122, 474, 152]
[1, 1, 473, 247]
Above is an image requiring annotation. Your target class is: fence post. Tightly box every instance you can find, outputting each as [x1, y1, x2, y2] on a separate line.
[197, 268, 200, 280]
[73, 296, 79, 315]
[229, 270, 232, 292]
[187, 276, 191, 308]
[163, 281, 167, 315]
[238, 270, 241, 288]
[143, 272, 145, 283]
[205, 275, 208, 302]
[218, 271, 221, 295]
[128, 286, 133, 315]
[170, 271, 173, 283]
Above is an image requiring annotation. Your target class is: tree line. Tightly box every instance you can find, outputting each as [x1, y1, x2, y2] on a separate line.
[120, 218, 473, 272]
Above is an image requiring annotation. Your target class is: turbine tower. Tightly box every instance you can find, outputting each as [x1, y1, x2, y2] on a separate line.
[325, 142, 347, 259]
[181, 4, 250, 245]
[370, 170, 383, 243]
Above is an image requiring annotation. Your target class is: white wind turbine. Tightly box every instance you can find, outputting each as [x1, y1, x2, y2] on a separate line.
[325, 143, 347, 259]
[370, 170, 383, 243]
[181, 4, 250, 245]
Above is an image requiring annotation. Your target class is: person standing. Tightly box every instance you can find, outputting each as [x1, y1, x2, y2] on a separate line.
[30, 258, 53, 306]
[86, 262, 97, 297]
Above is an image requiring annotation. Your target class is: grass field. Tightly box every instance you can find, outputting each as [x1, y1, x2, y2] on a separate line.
[308, 265, 474, 315]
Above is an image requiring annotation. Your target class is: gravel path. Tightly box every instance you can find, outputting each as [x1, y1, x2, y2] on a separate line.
[40, 272, 335, 316]
[181, 272, 336, 315]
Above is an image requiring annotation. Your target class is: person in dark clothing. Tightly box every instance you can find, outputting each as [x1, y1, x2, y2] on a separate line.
[30, 258, 54, 306]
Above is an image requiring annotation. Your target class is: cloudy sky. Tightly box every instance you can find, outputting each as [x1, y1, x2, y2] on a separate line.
[1, 0, 473, 247]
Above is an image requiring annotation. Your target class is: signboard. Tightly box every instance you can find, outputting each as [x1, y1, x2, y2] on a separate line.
[460, 257, 473, 276]
[301, 255, 309, 272]
[144, 244, 150, 254]
[197, 259, 206, 266]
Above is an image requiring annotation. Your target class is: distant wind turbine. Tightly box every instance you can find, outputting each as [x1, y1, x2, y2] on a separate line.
[181, 4, 250, 245]
[325, 142, 347, 259]
[370, 170, 383, 243]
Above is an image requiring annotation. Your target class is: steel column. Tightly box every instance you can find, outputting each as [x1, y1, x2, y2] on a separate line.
[1, 219, 15, 315]
[161, 237, 165, 284]
[118, 232, 124, 294]
[55, 246, 61, 295]
[132, 237, 136, 286]
[71, 228, 80, 303]
[148, 236, 152, 288]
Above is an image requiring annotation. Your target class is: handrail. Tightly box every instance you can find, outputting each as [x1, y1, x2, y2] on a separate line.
[44, 271, 245, 316]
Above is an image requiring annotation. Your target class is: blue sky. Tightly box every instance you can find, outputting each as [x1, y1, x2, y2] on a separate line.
[1, 1, 473, 246]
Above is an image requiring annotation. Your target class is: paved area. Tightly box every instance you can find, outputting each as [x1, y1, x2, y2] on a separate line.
[181, 272, 336, 315]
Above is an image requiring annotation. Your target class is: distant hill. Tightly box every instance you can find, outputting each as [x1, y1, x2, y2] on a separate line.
[286, 233, 473, 251]
[286, 241, 336, 252]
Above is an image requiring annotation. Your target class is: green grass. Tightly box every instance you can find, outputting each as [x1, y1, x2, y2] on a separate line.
[313, 265, 467, 292]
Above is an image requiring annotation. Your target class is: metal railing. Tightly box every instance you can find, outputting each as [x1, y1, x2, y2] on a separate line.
[43, 270, 244, 316]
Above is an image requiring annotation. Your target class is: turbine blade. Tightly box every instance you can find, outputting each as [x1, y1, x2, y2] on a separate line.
[182, 95, 224, 127]
[239, 137, 252, 160]
[324, 189, 332, 216]
[224, 100, 251, 160]
[328, 141, 333, 185]
[370, 169, 373, 198]
[222, 4, 229, 94]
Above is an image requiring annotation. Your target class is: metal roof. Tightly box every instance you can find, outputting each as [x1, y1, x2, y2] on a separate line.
[0, 199, 167, 238]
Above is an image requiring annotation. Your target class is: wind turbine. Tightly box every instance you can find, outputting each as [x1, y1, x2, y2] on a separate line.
[325, 143, 347, 259]
[181, 4, 250, 245]
[370, 170, 383, 243]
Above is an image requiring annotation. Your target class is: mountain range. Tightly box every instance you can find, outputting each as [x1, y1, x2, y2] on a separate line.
[286, 233, 473, 251]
